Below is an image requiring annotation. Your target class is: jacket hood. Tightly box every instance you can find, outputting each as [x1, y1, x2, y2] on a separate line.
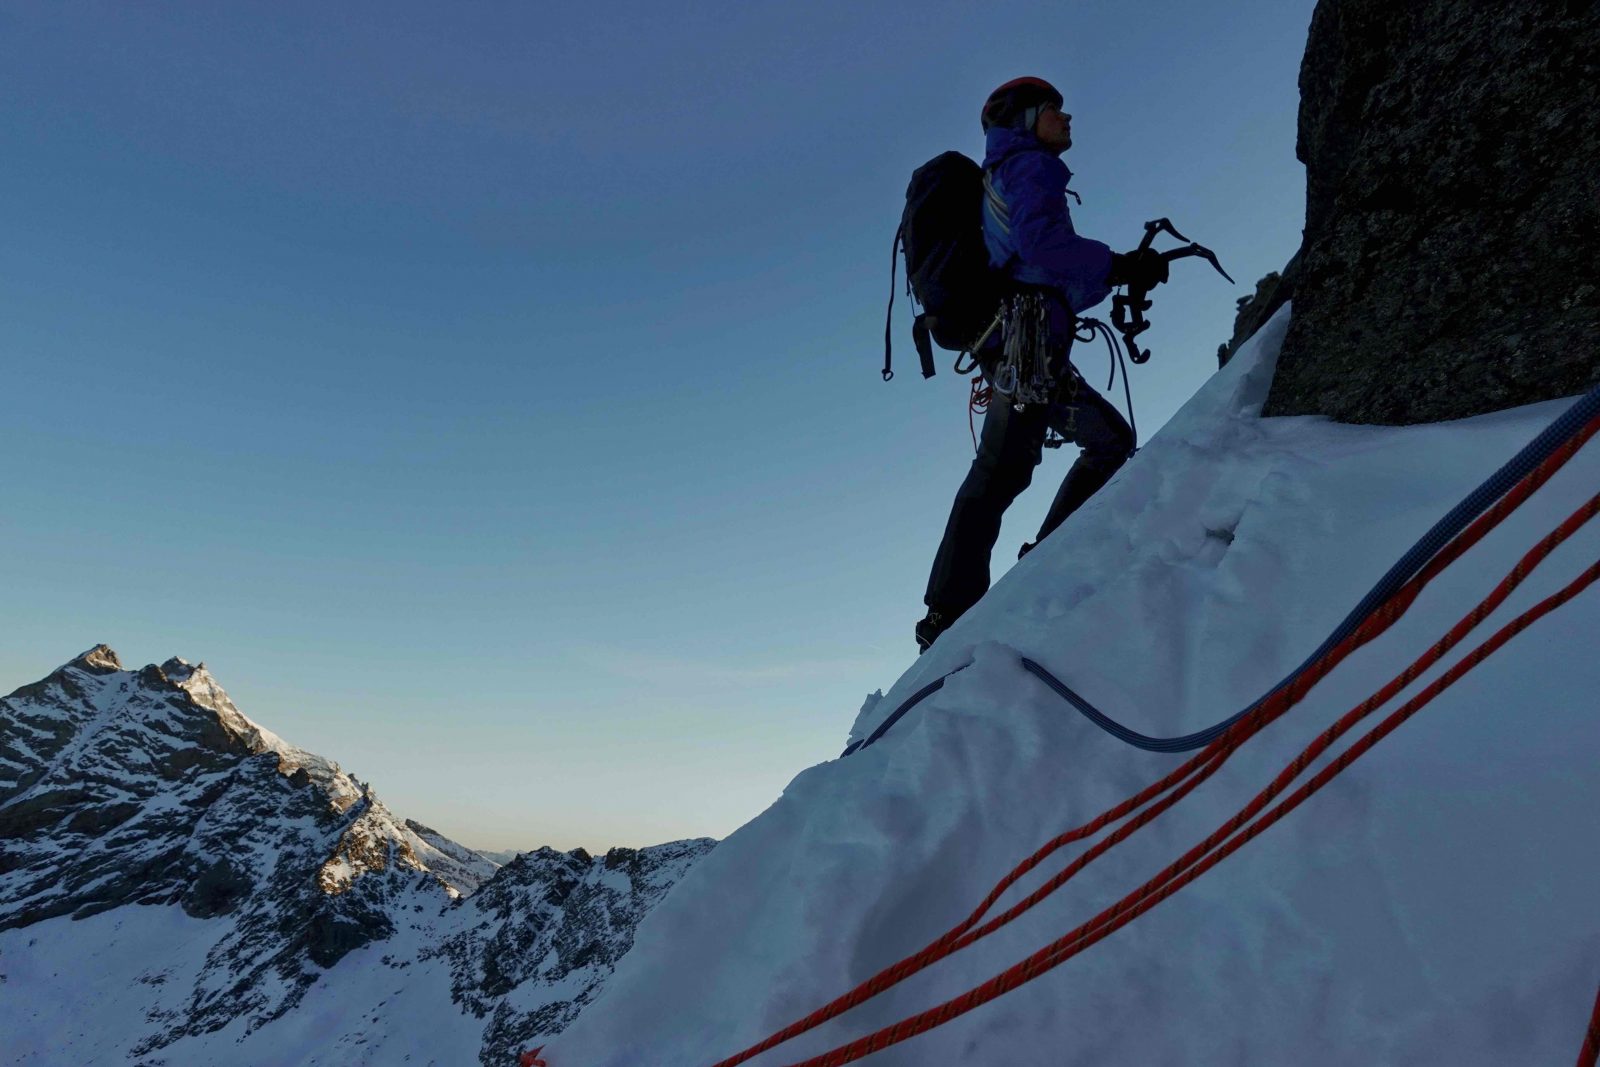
[982, 125, 1072, 181]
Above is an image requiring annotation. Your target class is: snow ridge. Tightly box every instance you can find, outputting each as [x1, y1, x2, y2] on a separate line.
[545, 307, 1600, 1066]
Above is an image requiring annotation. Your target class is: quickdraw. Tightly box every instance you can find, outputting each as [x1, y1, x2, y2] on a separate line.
[957, 295, 1089, 454]
[990, 291, 1057, 410]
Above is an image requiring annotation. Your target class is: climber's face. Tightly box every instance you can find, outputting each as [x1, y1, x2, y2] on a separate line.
[1036, 103, 1073, 153]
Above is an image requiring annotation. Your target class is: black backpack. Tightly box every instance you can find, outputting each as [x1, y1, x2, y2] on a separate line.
[884, 151, 1005, 380]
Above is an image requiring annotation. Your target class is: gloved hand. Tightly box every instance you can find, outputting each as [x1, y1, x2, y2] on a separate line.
[1108, 247, 1170, 290]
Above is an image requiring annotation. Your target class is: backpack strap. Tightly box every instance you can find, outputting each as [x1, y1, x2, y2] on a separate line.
[885, 222, 938, 381]
[982, 169, 1012, 237]
[884, 224, 902, 381]
[912, 314, 936, 379]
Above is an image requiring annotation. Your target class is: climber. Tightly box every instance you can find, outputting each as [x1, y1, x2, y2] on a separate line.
[916, 77, 1167, 653]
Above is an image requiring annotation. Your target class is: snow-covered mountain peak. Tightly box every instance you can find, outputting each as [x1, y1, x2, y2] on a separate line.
[0, 648, 717, 1064]
[138, 651, 371, 813]
[160, 653, 290, 750]
[0, 648, 494, 918]
[67, 642, 123, 674]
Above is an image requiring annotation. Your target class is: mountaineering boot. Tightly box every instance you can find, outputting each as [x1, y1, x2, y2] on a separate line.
[915, 609, 954, 654]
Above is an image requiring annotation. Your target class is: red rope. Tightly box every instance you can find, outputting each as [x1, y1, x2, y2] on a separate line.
[968, 379, 991, 452]
[705, 411, 1600, 1067]
[789, 546, 1600, 1067]
[1579, 978, 1600, 1067]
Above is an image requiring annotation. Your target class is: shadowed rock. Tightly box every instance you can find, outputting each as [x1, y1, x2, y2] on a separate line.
[1263, 0, 1600, 423]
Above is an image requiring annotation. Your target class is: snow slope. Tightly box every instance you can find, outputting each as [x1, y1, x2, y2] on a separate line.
[545, 306, 1600, 1066]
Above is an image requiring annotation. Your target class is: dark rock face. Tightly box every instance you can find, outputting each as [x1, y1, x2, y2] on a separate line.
[1265, 0, 1600, 424]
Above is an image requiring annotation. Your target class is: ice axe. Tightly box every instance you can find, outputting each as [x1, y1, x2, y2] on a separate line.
[1111, 218, 1234, 364]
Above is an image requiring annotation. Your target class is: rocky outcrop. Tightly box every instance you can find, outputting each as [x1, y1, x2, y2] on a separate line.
[1262, 0, 1600, 424]
[1218, 255, 1300, 368]
[427, 839, 716, 1066]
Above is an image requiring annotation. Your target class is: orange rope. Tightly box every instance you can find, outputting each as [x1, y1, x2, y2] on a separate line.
[789, 541, 1600, 1066]
[1579, 977, 1600, 1067]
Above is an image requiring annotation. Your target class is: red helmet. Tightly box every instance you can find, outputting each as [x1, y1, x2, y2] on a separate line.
[981, 76, 1064, 132]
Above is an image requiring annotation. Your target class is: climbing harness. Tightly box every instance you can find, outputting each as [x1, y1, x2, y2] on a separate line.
[706, 384, 1600, 1067]
[951, 219, 1209, 456]
[1112, 217, 1235, 365]
[899, 211, 1226, 456]
[957, 305, 1139, 455]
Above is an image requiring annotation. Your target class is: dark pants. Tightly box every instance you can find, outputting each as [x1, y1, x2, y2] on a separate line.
[924, 353, 1134, 619]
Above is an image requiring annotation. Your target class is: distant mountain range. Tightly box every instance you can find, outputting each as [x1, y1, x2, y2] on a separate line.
[0, 646, 714, 1066]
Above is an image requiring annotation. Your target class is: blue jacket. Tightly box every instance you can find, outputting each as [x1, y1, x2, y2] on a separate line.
[981, 126, 1113, 314]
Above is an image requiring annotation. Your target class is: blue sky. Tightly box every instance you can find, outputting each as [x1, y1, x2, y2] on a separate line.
[1, 0, 1314, 850]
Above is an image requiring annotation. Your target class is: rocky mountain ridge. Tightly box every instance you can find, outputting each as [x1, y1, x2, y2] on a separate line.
[0, 647, 715, 1065]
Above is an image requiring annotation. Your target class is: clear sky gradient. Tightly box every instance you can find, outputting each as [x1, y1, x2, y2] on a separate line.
[1, 0, 1315, 851]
